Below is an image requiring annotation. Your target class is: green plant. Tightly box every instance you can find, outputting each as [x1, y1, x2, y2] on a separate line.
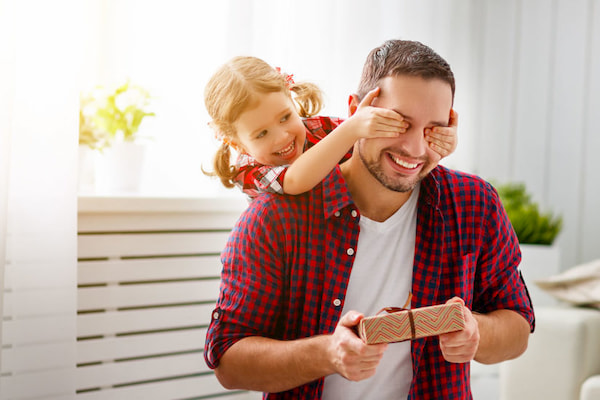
[79, 81, 155, 150]
[495, 182, 562, 245]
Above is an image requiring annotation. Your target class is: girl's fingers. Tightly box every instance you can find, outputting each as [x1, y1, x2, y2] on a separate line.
[373, 114, 408, 131]
[377, 108, 406, 124]
[358, 87, 381, 108]
[429, 142, 450, 157]
[427, 139, 446, 149]
[427, 127, 456, 150]
[429, 126, 454, 137]
[449, 109, 459, 127]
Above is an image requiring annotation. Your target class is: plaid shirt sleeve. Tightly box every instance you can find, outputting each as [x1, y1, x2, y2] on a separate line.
[303, 115, 345, 142]
[203, 196, 288, 369]
[472, 180, 535, 327]
[233, 153, 287, 198]
[303, 116, 350, 161]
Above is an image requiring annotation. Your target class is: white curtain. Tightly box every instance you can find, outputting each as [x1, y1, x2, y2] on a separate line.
[0, 1, 81, 398]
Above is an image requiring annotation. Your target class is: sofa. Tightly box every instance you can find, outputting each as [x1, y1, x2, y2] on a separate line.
[499, 306, 600, 400]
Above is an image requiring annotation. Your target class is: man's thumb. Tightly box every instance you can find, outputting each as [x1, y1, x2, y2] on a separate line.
[339, 311, 363, 327]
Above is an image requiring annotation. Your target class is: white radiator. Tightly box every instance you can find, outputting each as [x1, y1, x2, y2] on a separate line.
[76, 196, 259, 400]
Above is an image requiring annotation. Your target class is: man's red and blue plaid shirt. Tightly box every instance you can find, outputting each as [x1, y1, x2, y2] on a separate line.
[205, 164, 535, 399]
[233, 116, 345, 198]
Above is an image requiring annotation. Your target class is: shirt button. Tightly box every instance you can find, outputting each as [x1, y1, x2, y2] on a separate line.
[333, 298, 342, 307]
[347, 248, 354, 256]
[334, 211, 340, 217]
[351, 210, 358, 218]
[213, 311, 220, 320]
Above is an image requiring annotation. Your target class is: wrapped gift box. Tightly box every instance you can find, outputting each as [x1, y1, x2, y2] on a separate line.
[358, 302, 465, 344]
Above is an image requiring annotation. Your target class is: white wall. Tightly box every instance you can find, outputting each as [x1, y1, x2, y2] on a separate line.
[469, 0, 600, 269]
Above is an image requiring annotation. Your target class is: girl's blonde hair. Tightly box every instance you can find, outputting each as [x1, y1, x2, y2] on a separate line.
[204, 56, 323, 188]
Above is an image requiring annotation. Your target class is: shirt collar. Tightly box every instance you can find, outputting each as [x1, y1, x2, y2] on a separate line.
[321, 166, 354, 219]
[420, 166, 442, 208]
[321, 165, 444, 218]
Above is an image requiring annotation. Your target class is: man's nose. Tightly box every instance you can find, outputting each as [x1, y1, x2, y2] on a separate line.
[401, 127, 428, 156]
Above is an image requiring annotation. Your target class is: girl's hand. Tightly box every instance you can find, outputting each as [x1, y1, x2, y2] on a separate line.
[347, 87, 408, 139]
[425, 109, 458, 158]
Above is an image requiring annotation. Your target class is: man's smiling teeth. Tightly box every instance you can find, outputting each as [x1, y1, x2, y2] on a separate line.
[391, 154, 418, 169]
[276, 141, 295, 155]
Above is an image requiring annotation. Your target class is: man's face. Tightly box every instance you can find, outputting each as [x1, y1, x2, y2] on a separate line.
[354, 75, 453, 193]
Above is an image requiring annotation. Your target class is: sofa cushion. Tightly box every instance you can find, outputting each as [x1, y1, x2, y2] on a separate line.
[535, 258, 600, 308]
[581, 375, 600, 400]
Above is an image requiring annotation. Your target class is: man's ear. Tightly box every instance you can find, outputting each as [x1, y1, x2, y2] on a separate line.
[348, 94, 360, 117]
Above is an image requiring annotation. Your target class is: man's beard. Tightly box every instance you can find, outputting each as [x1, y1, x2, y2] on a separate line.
[358, 144, 431, 193]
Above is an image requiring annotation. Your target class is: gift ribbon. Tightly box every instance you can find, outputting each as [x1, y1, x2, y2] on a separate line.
[376, 293, 415, 340]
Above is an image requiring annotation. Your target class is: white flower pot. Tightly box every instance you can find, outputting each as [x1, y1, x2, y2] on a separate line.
[95, 142, 146, 193]
[519, 244, 561, 308]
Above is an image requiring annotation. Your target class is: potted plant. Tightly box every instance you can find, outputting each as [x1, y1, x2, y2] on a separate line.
[496, 182, 563, 306]
[496, 182, 562, 245]
[78, 81, 155, 192]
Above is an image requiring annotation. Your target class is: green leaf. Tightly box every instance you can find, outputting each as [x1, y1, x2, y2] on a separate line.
[78, 80, 154, 149]
[495, 182, 562, 245]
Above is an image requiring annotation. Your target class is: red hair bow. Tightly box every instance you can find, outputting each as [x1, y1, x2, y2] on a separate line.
[275, 67, 295, 88]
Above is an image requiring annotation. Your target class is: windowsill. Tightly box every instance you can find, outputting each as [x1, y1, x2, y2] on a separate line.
[78, 192, 248, 213]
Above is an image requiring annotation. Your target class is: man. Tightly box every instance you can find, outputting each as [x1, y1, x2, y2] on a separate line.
[204, 40, 535, 399]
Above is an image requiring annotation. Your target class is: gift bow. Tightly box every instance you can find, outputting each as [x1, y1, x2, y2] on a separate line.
[376, 293, 415, 340]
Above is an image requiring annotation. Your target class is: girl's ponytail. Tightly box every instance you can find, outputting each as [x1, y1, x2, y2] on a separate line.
[290, 82, 323, 118]
[205, 141, 238, 188]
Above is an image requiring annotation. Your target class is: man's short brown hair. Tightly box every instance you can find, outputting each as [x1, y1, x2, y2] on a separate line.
[357, 40, 455, 101]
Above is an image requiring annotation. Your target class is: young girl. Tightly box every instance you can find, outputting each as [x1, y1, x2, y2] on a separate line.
[204, 56, 458, 199]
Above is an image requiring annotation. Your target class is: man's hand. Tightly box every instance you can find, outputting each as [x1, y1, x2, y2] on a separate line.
[438, 297, 480, 363]
[327, 311, 388, 381]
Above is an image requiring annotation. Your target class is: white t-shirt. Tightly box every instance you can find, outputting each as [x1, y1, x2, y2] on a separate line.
[322, 184, 420, 400]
